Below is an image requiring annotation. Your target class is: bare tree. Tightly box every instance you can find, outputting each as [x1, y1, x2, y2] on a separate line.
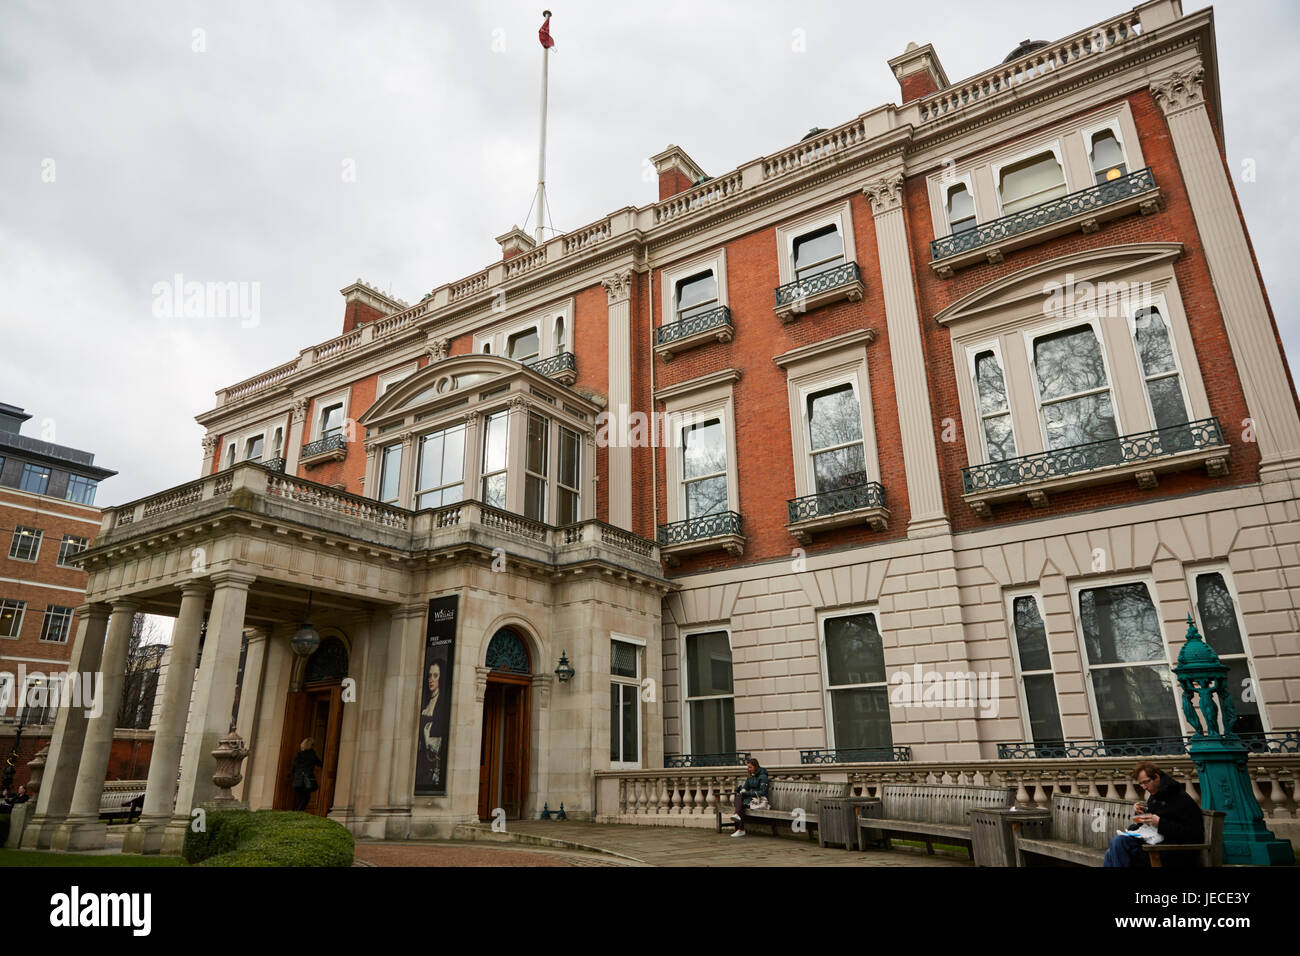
[117, 614, 166, 729]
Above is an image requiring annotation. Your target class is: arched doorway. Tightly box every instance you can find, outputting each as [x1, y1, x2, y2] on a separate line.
[275, 636, 349, 815]
[478, 628, 531, 820]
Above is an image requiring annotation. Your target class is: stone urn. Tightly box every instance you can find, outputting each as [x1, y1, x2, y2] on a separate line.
[24, 745, 49, 798]
[210, 731, 250, 803]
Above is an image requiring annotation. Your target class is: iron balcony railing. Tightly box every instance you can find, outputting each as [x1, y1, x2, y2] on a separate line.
[800, 747, 913, 764]
[299, 434, 348, 459]
[962, 417, 1224, 494]
[263, 457, 286, 474]
[664, 752, 751, 769]
[931, 167, 1158, 261]
[997, 732, 1299, 759]
[524, 351, 577, 379]
[657, 510, 742, 547]
[655, 306, 732, 347]
[787, 480, 885, 524]
[773, 261, 861, 307]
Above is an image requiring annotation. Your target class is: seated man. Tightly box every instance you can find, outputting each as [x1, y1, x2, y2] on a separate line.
[1103, 761, 1203, 867]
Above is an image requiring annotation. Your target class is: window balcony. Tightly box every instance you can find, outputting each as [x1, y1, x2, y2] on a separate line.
[299, 433, 348, 467]
[962, 417, 1229, 516]
[524, 351, 578, 385]
[656, 510, 744, 566]
[996, 732, 1300, 759]
[262, 457, 286, 474]
[800, 747, 913, 764]
[930, 167, 1163, 278]
[654, 306, 734, 361]
[786, 480, 889, 543]
[772, 261, 864, 323]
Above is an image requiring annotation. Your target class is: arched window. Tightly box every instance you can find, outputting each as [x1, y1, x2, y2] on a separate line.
[304, 637, 349, 683]
[1090, 129, 1128, 184]
[554, 314, 566, 354]
[946, 183, 976, 234]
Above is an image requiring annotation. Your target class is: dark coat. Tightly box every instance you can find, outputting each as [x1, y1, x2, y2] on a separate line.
[1134, 771, 1204, 866]
[291, 749, 323, 789]
[737, 766, 771, 805]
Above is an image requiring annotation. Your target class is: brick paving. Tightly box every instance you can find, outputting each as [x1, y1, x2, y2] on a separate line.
[363, 821, 975, 867]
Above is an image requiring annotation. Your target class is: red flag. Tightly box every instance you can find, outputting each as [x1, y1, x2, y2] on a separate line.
[538, 15, 555, 49]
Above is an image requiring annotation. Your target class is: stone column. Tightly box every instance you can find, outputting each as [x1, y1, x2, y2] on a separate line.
[603, 268, 634, 530]
[123, 582, 211, 854]
[371, 603, 425, 839]
[1151, 63, 1300, 476]
[504, 395, 531, 516]
[328, 610, 369, 822]
[21, 603, 110, 849]
[230, 626, 270, 800]
[863, 172, 950, 537]
[352, 607, 392, 833]
[159, 570, 255, 854]
[200, 434, 219, 476]
[284, 397, 309, 474]
[51, 598, 139, 851]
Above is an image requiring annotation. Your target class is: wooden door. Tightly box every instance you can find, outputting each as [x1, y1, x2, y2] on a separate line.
[477, 678, 530, 820]
[276, 684, 344, 815]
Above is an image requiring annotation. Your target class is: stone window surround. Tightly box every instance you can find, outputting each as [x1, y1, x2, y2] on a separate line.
[1002, 587, 1065, 745]
[1182, 561, 1270, 733]
[777, 330, 882, 501]
[363, 368, 595, 524]
[657, 371, 742, 527]
[949, 268, 1210, 471]
[311, 387, 352, 443]
[660, 248, 729, 327]
[610, 632, 646, 769]
[1066, 572, 1183, 741]
[816, 605, 889, 753]
[942, 172, 977, 234]
[224, 415, 290, 468]
[774, 200, 859, 286]
[473, 298, 575, 360]
[679, 625, 735, 758]
[926, 102, 1145, 239]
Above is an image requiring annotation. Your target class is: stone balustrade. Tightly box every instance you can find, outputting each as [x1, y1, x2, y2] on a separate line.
[594, 755, 1300, 828]
[91, 464, 662, 574]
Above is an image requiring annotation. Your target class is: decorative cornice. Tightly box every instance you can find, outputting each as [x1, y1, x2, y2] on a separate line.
[653, 367, 743, 404]
[1150, 64, 1205, 117]
[862, 173, 905, 216]
[602, 269, 634, 305]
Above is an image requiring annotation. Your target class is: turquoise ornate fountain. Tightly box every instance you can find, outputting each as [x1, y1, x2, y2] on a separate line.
[1174, 615, 1294, 865]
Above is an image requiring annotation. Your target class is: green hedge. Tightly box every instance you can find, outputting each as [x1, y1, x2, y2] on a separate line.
[182, 810, 353, 867]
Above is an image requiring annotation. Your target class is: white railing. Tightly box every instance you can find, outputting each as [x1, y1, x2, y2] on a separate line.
[919, 10, 1142, 123]
[222, 358, 301, 404]
[504, 245, 548, 280]
[313, 327, 364, 363]
[450, 270, 490, 302]
[371, 302, 427, 338]
[761, 120, 869, 181]
[563, 218, 612, 254]
[594, 756, 1299, 827]
[654, 171, 745, 224]
[264, 472, 411, 530]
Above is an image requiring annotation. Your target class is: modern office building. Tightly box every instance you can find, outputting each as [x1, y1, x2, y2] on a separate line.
[23, 0, 1300, 854]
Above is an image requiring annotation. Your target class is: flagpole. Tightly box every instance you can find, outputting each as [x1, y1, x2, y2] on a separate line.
[535, 9, 552, 243]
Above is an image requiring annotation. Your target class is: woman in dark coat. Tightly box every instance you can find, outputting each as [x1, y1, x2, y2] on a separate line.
[291, 737, 323, 812]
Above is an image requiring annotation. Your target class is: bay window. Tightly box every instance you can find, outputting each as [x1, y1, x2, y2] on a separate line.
[479, 412, 508, 510]
[417, 423, 466, 509]
[557, 426, 581, 525]
[524, 412, 549, 521]
[378, 443, 403, 505]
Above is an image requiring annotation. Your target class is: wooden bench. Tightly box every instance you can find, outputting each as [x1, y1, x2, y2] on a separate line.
[1012, 793, 1225, 867]
[715, 780, 850, 841]
[855, 784, 1015, 858]
[99, 788, 146, 824]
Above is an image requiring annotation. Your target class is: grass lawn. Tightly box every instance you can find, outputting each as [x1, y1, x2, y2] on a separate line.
[0, 849, 186, 867]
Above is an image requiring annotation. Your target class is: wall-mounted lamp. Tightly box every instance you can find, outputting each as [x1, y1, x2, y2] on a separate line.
[554, 650, 575, 683]
[291, 591, 321, 657]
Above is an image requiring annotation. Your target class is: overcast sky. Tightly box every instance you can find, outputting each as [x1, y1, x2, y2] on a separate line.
[2, 0, 1297, 506]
